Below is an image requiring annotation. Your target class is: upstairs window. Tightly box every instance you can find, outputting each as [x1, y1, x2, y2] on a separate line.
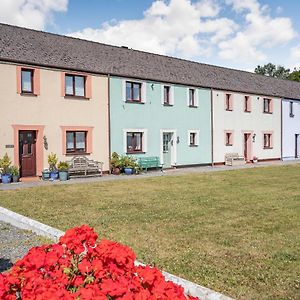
[21, 69, 34, 93]
[65, 74, 85, 97]
[290, 101, 294, 117]
[66, 131, 87, 153]
[164, 86, 171, 105]
[126, 81, 142, 102]
[189, 88, 196, 107]
[127, 132, 143, 153]
[225, 94, 233, 111]
[263, 133, 272, 149]
[244, 96, 251, 112]
[263, 98, 273, 113]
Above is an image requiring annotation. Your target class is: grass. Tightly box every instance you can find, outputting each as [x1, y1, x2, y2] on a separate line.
[0, 164, 299, 299]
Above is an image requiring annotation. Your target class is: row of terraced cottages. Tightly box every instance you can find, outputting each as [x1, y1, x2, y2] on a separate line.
[0, 23, 299, 177]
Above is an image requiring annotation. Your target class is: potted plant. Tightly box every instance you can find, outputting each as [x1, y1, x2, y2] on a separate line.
[253, 156, 258, 163]
[42, 169, 51, 180]
[120, 155, 138, 175]
[11, 165, 20, 183]
[110, 152, 121, 175]
[0, 153, 12, 184]
[48, 152, 58, 180]
[57, 161, 69, 181]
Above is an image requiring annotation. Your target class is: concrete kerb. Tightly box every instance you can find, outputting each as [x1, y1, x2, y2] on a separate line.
[0, 206, 234, 300]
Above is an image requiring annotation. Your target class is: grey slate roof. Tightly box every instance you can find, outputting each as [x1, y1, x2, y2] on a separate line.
[1, 22, 300, 100]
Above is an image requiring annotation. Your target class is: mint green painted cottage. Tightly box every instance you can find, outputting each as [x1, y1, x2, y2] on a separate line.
[110, 77, 212, 167]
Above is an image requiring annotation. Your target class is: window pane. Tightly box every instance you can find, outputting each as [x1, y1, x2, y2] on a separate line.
[21, 70, 32, 92]
[133, 83, 140, 101]
[66, 132, 74, 150]
[126, 82, 132, 100]
[76, 132, 86, 150]
[75, 76, 85, 96]
[164, 86, 169, 103]
[134, 133, 142, 150]
[65, 76, 73, 95]
[127, 133, 133, 151]
[189, 89, 194, 105]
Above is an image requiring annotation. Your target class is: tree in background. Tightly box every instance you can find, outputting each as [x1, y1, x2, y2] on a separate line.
[288, 68, 300, 82]
[254, 63, 290, 79]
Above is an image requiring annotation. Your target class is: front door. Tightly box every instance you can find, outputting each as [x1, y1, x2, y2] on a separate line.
[163, 132, 173, 168]
[19, 130, 37, 177]
[244, 133, 251, 162]
[296, 134, 300, 158]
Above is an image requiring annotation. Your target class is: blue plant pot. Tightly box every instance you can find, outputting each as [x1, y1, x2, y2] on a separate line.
[124, 168, 133, 175]
[50, 171, 59, 180]
[59, 171, 68, 181]
[1, 174, 11, 184]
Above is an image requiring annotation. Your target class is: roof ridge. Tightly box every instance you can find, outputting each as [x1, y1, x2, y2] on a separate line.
[1, 22, 299, 87]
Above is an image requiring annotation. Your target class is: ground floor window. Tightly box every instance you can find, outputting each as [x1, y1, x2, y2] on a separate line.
[225, 131, 233, 146]
[126, 132, 143, 153]
[188, 130, 199, 146]
[263, 133, 272, 149]
[66, 131, 87, 153]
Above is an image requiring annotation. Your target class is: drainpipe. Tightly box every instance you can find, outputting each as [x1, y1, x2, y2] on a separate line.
[280, 98, 283, 161]
[108, 74, 111, 171]
[210, 88, 214, 167]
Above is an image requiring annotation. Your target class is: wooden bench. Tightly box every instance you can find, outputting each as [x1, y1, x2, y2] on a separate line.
[137, 156, 163, 172]
[67, 156, 103, 177]
[225, 153, 245, 166]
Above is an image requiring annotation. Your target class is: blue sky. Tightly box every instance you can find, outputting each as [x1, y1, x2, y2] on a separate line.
[1, 0, 300, 72]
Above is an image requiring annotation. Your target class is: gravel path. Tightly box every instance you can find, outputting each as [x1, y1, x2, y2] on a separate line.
[0, 221, 50, 272]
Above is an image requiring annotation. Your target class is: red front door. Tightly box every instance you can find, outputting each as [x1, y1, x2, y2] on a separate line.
[244, 133, 251, 162]
[19, 131, 37, 177]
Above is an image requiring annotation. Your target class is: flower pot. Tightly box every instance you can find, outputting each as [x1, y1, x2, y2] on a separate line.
[50, 171, 59, 180]
[42, 170, 51, 180]
[124, 167, 133, 175]
[59, 171, 68, 181]
[1, 174, 11, 184]
[12, 175, 19, 183]
[112, 167, 121, 175]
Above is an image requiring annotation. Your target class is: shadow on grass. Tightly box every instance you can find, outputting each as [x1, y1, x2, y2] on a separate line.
[0, 258, 13, 272]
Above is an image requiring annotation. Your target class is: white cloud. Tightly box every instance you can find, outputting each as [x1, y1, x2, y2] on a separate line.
[291, 45, 300, 64]
[0, 0, 68, 30]
[69, 0, 236, 59]
[220, 0, 296, 63]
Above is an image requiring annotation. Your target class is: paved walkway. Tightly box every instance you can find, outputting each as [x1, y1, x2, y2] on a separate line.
[0, 159, 299, 191]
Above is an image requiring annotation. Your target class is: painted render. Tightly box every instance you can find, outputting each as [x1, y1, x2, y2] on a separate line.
[213, 90, 281, 163]
[0, 62, 109, 175]
[282, 99, 300, 160]
[110, 77, 212, 166]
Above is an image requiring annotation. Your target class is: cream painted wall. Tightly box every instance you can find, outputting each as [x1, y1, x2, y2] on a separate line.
[213, 90, 281, 163]
[0, 62, 109, 174]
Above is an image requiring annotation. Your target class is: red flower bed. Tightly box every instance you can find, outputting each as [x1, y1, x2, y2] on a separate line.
[0, 225, 198, 299]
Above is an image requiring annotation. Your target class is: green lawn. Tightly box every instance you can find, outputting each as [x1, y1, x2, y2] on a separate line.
[0, 165, 299, 299]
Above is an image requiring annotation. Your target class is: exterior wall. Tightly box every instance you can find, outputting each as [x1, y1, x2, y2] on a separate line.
[110, 77, 212, 166]
[0, 62, 109, 175]
[213, 90, 281, 163]
[282, 99, 300, 160]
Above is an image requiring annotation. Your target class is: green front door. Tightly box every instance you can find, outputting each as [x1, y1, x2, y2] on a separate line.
[163, 132, 173, 168]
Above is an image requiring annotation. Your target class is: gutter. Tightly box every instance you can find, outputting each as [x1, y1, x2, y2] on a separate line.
[108, 74, 112, 171]
[281, 99, 283, 161]
[210, 88, 214, 166]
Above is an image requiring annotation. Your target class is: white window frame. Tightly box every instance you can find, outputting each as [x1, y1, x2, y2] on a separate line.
[186, 88, 199, 107]
[122, 79, 147, 103]
[123, 129, 148, 153]
[161, 84, 174, 105]
[188, 130, 200, 146]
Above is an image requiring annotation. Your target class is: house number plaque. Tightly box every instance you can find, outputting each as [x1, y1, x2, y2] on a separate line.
[5, 145, 14, 148]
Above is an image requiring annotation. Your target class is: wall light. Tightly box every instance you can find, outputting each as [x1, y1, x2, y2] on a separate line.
[252, 133, 256, 143]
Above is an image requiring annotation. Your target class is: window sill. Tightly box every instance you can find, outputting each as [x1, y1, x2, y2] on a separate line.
[263, 147, 273, 150]
[64, 96, 90, 100]
[225, 109, 233, 112]
[244, 110, 251, 113]
[126, 151, 145, 154]
[263, 111, 273, 114]
[189, 144, 198, 147]
[189, 105, 198, 108]
[226, 144, 233, 146]
[20, 92, 38, 97]
[163, 103, 173, 107]
[125, 100, 144, 104]
[65, 152, 90, 156]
